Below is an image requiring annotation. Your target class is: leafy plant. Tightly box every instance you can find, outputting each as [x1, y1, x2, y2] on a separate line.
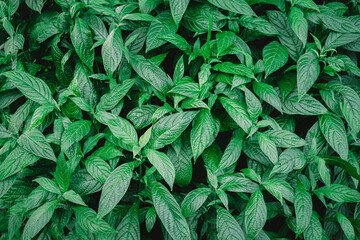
[1, 0, 360, 239]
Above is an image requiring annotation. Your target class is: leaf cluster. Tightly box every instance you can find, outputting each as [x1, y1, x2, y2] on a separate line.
[1, 0, 360, 239]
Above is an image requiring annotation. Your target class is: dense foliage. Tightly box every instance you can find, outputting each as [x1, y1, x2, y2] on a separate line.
[1, 0, 360, 239]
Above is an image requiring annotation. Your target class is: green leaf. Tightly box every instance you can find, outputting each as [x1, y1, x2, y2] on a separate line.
[270, 148, 306, 176]
[323, 156, 360, 182]
[303, 213, 323, 240]
[55, 156, 70, 193]
[245, 190, 267, 240]
[216, 31, 237, 56]
[218, 129, 245, 170]
[160, 34, 192, 53]
[217, 206, 246, 240]
[257, 132, 278, 164]
[63, 190, 87, 206]
[319, 114, 348, 160]
[268, 10, 303, 61]
[101, 28, 123, 76]
[146, 11, 178, 52]
[146, 207, 156, 232]
[85, 157, 111, 184]
[167, 138, 193, 187]
[318, 14, 360, 34]
[239, 15, 278, 36]
[219, 96, 252, 133]
[73, 206, 117, 233]
[73, 63, 98, 109]
[289, 7, 308, 48]
[315, 184, 360, 203]
[71, 18, 94, 69]
[263, 41, 288, 78]
[242, 86, 262, 121]
[17, 129, 56, 161]
[150, 181, 191, 240]
[23, 200, 58, 240]
[190, 109, 216, 161]
[314, 156, 331, 186]
[29, 104, 54, 130]
[0, 146, 40, 181]
[220, 174, 259, 193]
[263, 179, 294, 204]
[4, 33, 24, 55]
[148, 111, 198, 149]
[208, 0, 255, 16]
[70, 97, 93, 113]
[169, 0, 189, 25]
[33, 177, 61, 195]
[297, 51, 320, 99]
[264, 129, 307, 148]
[295, 181, 312, 236]
[129, 53, 173, 94]
[98, 162, 134, 217]
[181, 188, 211, 218]
[95, 111, 138, 149]
[2, 71, 56, 106]
[253, 82, 282, 113]
[127, 105, 158, 129]
[25, 0, 44, 13]
[115, 204, 140, 240]
[337, 212, 355, 240]
[282, 92, 328, 115]
[213, 62, 255, 79]
[324, 32, 360, 50]
[294, 0, 319, 11]
[61, 120, 91, 151]
[146, 149, 176, 190]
